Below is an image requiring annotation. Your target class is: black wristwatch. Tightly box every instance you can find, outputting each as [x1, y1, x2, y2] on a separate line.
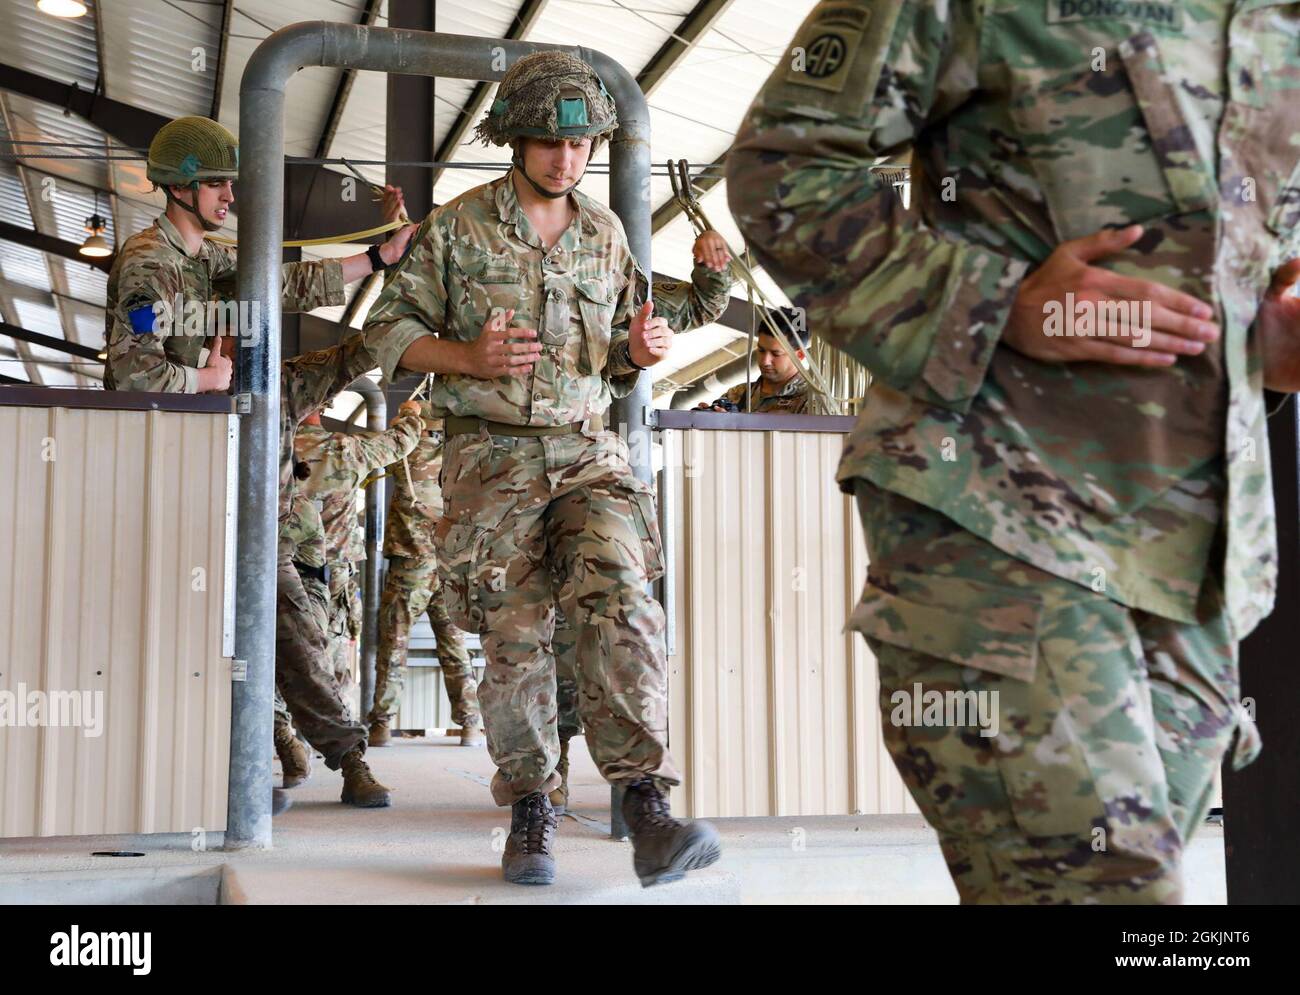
[367, 243, 388, 272]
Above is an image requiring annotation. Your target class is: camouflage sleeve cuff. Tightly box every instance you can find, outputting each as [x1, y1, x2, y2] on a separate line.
[693, 261, 735, 297]
[607, 334, 641, 377]
[917, 246, 1030, 412]
[606, 335, 642, 398]
[368, 321, 436, 383]
[180, 365, 199, 394]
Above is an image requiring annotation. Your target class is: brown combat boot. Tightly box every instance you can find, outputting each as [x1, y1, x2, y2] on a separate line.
[274, 725, 311, 788]
[547, 735, 570, 816]
[368, 713, 391, 747]
[623, 778, 721, 887]
[339, 745, 392, 807]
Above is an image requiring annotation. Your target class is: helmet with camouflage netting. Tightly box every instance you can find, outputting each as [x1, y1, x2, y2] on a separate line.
[474, 50, 618, 148]
[146, 116, 240, 187]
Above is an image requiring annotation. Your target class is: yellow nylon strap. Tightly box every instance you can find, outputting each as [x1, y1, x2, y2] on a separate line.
[204, 219, 405, 248]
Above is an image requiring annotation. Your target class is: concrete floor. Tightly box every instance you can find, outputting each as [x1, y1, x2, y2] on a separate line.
[0, 734, 1228, 904]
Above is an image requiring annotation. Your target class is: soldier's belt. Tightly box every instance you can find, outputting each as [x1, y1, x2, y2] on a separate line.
[444, 415, 603, 437]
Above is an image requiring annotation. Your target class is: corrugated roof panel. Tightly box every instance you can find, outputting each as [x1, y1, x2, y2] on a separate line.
[37, 176, 115, 245]
[2, 94, 112, 193]
[0, 242, 53, 293]
[0, 166, 34, 229]
[13, 297, 64, 338]
[66, 298, 107, 349]
[0, 0, 100, 91]
[215, 0, 367, 156]
[99, 0, 222, 118]
[0, 108, 35, 228]
[60, 257, 108, 307]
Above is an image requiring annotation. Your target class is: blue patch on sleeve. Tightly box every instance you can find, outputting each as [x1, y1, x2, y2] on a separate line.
[127, 305, 157, 335]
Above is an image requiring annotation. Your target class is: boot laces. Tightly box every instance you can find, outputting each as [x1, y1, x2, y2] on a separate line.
[517, 794, 556, 854]
[630, 781, 677, 831]
[344, 750, 376, 787]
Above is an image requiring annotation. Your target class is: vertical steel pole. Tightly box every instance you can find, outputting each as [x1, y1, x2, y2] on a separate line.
[225, 53, 291, 852]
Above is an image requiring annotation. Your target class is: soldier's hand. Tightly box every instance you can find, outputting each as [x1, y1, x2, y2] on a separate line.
[379, 223, 417, 267]
[396, 399, 423, 421]
[629, 301, 673, 368]
[197, 335, 233, 393]
[693, 230, 731, 272]
[1003, 225, 1219, 367]
[1258, 258, 1300, 391]
[380, 184, 406, 224]
[461, 308, 541, 379]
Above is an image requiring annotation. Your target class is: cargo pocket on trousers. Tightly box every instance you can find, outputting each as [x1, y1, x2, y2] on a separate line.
[626, 487, 665, 583]
[435, 518, 488, 634]
[850, 574, 1108, 838]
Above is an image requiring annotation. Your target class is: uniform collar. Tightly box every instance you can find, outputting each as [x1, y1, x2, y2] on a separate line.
[755, 372, 807, 398]
[155, 211, 206, 260]
[493, 171, 598, 250]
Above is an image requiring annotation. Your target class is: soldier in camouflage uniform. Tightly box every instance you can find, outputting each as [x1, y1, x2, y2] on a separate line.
[104, 115, 412, 394]
[294, 403, 424, 706]
[725, 0, 1300, 902]
[364, 51, 722, 887]
[699, 324, 830, 416]
[273, 480, 333, 788]
[276, 337, 400, 807]
[367, 399, 484, 748]
[110, 116, 409, 808]
[549, 228, 735, 813]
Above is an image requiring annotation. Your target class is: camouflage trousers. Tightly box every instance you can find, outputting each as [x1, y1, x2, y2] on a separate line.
[851, 481, 1260, 905]
[371, 555, 480, 727]
[437, 428, 679, 806]
[325, 561, 360, 714]
[274, 554, 367, 769]
[554, 613, 581, 740]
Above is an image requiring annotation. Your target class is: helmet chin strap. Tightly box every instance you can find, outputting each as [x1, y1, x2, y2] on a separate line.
[165, 184, 224, 232]
[511, 148, 582, 200]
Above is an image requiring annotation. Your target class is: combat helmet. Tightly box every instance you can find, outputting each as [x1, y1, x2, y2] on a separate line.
[475, 51, 617, 199]
[147, 116, 239, 230]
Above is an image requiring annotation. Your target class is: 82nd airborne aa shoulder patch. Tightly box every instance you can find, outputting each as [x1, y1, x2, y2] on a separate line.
[783, 3, 871, 95]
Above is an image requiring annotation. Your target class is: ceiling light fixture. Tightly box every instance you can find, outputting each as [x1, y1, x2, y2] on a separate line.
[36, 0, 88, 18]
[80, 195, 112, 258]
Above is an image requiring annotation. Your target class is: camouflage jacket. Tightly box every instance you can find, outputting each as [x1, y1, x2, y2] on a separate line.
[279, 335, 379, 523]
[278, 492, 327, 568]
[637, 261, 734, 334]
[383, 400, 446, 559]
[713, 373, 829, 415]
[294, 414, 423, 564]
[729, 0, 1300, 637]
[104, 212, 346, 393]
[364, 172, 645, 423]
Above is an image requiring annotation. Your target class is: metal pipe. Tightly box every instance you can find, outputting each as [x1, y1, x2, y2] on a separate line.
[231, 22, 653, 848]
[349, 376, 387, 721]
[670, 353, 753, 409]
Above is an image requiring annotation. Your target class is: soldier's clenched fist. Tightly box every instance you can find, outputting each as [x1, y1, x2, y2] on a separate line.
[198, 335, 232, 393]
[629, 301, 672, 368]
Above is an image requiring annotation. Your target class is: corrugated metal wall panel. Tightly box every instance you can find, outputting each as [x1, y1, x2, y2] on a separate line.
[0, 406, 231, 838]
[395, 665, 486, 732]
[664, 428, 917, 819]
